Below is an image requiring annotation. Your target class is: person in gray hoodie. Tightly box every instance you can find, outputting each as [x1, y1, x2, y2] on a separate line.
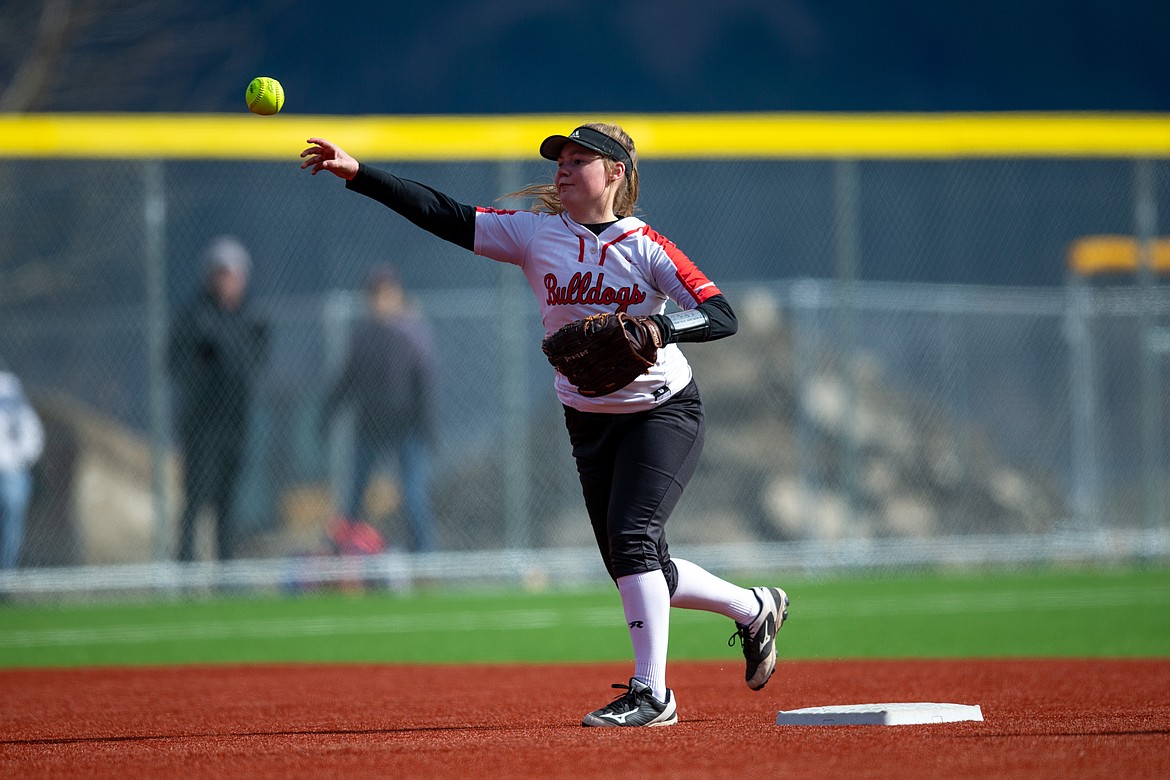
[321, 262, 438, 554]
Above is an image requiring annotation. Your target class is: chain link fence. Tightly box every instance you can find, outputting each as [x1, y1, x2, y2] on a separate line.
[0, 148, 1167, 596]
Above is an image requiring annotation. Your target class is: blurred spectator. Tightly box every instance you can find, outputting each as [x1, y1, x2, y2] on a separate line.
[168, 236, 269, 561]
[322, 262, 439, 553]
[0, 363, 44, 570]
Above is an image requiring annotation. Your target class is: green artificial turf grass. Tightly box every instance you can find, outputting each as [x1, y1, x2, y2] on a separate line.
[1, 565, 1167, 668]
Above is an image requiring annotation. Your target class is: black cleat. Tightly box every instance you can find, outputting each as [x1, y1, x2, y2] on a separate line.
[729, 587, 789, 691]
[581, 678, 678, 727]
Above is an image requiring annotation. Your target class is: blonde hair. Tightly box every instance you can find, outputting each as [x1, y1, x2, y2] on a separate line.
[505, 123, 640, 218]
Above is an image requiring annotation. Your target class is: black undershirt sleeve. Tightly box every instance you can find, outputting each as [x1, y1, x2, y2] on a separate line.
[345, 163, 476, 251]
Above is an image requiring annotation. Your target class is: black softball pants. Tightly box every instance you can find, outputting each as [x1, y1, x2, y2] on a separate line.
[561, 380, 704, 590]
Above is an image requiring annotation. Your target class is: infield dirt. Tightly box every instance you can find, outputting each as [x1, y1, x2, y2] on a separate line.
[2, 658, 1168, 779]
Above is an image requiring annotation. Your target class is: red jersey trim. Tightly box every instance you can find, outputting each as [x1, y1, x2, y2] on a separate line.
[641, 226, 721, 303]
[557, 213, 588, 263]
[476, 206, 519, 215]
[599, 227, 645, 267]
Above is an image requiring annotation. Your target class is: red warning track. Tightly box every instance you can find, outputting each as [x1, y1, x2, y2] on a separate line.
[2, 659, 1168, 779]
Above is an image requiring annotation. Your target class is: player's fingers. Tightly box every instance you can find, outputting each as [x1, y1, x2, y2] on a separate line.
[307, 138, 347, 159]
[298, 155, 325, 174]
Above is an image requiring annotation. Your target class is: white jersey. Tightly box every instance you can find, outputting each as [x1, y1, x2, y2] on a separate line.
[473, 208, 722, 412]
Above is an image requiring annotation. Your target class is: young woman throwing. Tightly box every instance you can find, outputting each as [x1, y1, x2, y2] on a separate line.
[300, 123, 788, 727]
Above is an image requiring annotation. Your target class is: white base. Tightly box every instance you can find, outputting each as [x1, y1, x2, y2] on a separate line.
[776, 702, 984, 726]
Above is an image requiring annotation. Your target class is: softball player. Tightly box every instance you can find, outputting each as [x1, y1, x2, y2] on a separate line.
[301, 123, 788, 727]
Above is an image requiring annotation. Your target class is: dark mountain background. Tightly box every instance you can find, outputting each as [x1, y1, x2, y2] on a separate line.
[2, 0, 1167, 114]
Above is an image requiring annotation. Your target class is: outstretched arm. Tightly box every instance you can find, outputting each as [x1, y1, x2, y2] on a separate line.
[299, 137, 476, 250]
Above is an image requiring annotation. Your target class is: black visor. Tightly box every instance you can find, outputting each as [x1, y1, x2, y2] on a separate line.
[539, 126, 632, 169]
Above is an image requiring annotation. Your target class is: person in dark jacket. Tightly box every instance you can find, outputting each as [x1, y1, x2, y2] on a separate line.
[321, 262, 438, 553]
[168, 236, 269, 561]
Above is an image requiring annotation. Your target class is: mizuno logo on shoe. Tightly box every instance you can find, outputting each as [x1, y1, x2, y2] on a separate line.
[628, 620, 644, 629]
[599, 709, 641, 724]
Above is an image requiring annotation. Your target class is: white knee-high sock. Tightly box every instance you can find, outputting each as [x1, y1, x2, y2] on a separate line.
[615, 570, 671, 701]
[669, 558, 759, 625]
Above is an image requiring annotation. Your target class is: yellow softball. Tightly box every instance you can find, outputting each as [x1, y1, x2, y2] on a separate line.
[246, 76, 284, 115]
